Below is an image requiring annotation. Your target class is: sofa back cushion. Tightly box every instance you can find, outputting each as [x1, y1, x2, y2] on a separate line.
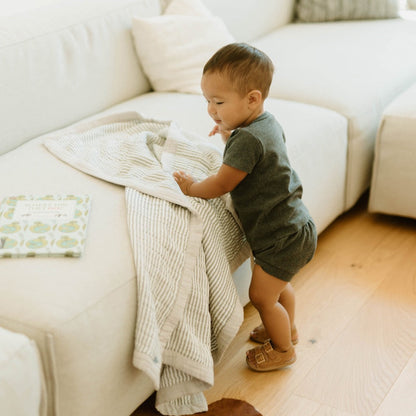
[0, 0, 160, 156]
[202, 0, 295, 42]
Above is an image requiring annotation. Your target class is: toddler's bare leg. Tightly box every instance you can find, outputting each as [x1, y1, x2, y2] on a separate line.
[279, 283, 295, 331]
[251, 282, 296, 343]
[249, 264, 292, 352]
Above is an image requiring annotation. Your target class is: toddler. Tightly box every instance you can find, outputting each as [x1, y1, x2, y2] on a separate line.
[173, 43, 317, 371]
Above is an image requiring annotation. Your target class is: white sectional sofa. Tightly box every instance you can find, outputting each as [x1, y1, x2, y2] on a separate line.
[1, 0, 416, 414]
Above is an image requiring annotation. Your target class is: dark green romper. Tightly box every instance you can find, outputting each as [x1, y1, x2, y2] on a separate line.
[223, 111, 317, 281]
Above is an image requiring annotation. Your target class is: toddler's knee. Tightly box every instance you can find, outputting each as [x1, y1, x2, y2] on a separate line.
[249, 287, 268, 310]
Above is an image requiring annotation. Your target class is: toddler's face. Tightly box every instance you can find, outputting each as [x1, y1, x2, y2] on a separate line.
[201, 71, 255, 132]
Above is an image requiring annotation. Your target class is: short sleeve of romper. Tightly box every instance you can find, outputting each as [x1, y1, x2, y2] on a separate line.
[223, 129, 263, 173]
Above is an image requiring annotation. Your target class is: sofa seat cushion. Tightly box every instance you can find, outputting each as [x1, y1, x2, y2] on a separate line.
[0, 91, 346, 415]
[91, 91, 348, 234]
[253, 18, 416, 210]
[0, 91, 347, 416]
[0, 138, 155, 415]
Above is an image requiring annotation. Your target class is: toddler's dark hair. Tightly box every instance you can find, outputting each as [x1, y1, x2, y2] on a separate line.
[203, 43, 274, 98]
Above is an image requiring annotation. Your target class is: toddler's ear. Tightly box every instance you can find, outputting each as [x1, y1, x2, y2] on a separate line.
[248, 90, 262, 105]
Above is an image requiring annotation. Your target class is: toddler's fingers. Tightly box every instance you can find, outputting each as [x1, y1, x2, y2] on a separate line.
[173, 172, 183, 183]
[173, 170, 184, 178]
[209, 125, 219, 136]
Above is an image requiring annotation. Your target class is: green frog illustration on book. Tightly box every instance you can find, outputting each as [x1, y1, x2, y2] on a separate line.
[0, 237, 17, 249]
[58, 221, 80, 233]
[4, 195, 26, 207]
[0, 222, 21, 234]
[30, 222, 51, 233]
[56, 235, 78, 249]
[26, 236, 48, 249]
[3, 208, 14, 219]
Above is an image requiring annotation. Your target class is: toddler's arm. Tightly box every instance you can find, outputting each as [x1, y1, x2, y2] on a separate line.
[173, 164, 247, 199]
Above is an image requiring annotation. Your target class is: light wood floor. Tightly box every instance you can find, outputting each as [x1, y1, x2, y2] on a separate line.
[133, 195, 416, 416]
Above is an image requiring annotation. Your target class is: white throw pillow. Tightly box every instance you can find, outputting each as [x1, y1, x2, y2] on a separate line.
[132, 0, 234, 94]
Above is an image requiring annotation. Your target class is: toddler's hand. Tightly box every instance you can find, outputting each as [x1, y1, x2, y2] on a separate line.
[208, 125, 220, 137]
[209, 124, 231, 144]
[173, 171, 195, 196]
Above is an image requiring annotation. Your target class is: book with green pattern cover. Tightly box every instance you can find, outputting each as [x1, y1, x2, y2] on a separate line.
[0, 194, 91, 258]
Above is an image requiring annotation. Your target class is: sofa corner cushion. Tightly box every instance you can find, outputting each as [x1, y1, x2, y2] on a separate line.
[202, 0, 295, 42]
[369, 83, 416, 219]
[296, 0, 399, 22]
[132, 0, 234, 94]
[254, 18, 416, 209]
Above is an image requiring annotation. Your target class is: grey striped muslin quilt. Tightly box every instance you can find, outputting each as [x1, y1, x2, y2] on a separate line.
[44, 111, 251, 415]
